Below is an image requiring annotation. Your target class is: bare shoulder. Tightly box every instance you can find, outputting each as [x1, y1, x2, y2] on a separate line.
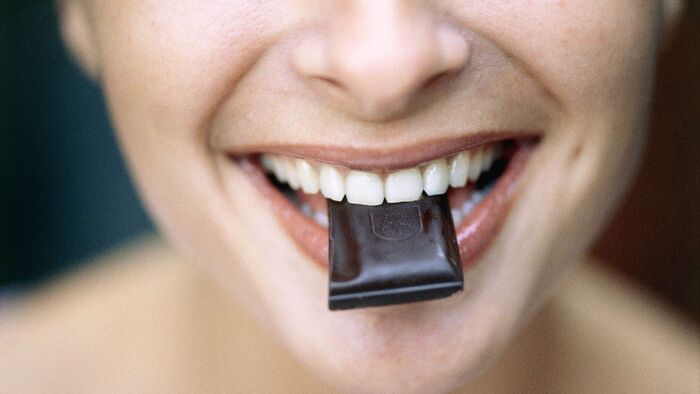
[0, 236, 334, 393]
[0, 236, 199, 392]
[547, 262, 699, 393]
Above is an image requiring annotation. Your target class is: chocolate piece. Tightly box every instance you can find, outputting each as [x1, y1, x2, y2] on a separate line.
[328, 194, 463, 310]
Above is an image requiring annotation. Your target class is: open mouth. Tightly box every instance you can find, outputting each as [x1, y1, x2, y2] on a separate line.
[234, 136, 537, 270]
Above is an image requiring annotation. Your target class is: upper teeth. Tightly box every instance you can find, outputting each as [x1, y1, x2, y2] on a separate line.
[261, 144, 501, 206]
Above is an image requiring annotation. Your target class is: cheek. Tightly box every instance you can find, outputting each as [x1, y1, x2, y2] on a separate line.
[88, 0, 295, 253]
[94, 0, 292, 152]
[456, 1, 661, 116]
[452, 2, 663, 321]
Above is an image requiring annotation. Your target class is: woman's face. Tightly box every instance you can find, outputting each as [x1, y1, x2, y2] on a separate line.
[62, 1, 679, 392]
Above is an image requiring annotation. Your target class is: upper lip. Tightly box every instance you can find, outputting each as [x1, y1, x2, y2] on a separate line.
[226, 130, 539, 171]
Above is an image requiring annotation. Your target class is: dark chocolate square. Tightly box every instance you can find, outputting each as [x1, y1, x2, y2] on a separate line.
[328, 194, 463, 310]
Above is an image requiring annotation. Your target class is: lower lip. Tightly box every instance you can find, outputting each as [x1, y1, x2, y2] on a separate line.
[236, 141, 534, 270]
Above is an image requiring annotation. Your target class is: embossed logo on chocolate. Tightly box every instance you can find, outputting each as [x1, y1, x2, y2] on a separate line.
[370, 206, 423, 241]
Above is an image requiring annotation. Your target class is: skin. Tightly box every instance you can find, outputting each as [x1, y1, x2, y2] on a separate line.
[59, 1, 684, 392]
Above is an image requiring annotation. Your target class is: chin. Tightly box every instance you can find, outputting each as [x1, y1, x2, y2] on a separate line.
[272, 283, 510, 393]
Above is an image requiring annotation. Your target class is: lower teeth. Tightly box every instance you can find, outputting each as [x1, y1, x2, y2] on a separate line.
[448, 185, 491, 226]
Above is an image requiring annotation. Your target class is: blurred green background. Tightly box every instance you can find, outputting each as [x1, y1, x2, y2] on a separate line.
[0, 1, 153, 291]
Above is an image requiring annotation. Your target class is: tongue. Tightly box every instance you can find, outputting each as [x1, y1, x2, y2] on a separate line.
[327, 194, 463, 310]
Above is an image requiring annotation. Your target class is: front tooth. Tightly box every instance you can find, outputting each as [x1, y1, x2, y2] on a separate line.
[296, 159, 320, 194]
[422, 159, 449, 196]
[449, 152, 469, 187]
[467, 149, 484, 182]
[345, 171, 384, 205]
[385, 168, 423, 203]
[285, 159, 301, 189]
[319, 165, 345, 201]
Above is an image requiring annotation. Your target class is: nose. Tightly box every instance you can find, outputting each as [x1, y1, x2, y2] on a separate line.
[293, 0, 470, 121]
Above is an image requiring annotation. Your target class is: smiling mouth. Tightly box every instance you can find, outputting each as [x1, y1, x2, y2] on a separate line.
[233, 134, 538, 270]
